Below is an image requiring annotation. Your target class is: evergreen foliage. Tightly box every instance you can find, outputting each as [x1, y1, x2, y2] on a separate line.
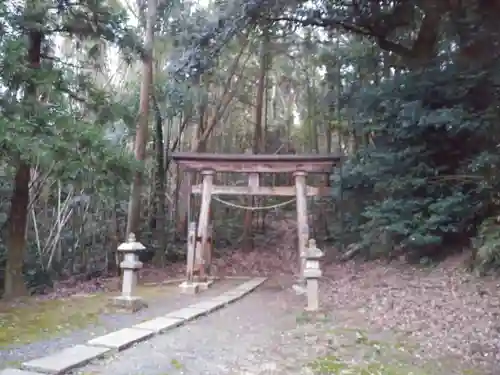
[0, 0, 141, 180]
[0, 0, 143, 294]
[338, 59, 500, 268]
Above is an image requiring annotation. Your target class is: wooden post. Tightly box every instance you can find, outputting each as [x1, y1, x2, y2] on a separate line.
[248, 172, 259, 191]
[186, 222, 196, 282]
[195, 169, 214, 281]
[294, 171, 308, 283]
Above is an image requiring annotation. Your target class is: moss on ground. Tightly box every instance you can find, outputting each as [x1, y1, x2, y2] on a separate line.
[310, 356, 483, 375]
[296, 310, 331, 324]
[1, 360, 22, 370]
[0, 284, 175, 347]
[309, 355, 429, 375]
[307, 325, 479, 375]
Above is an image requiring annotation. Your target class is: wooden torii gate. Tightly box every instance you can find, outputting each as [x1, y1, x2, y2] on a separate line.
[172, 152, 342, 283]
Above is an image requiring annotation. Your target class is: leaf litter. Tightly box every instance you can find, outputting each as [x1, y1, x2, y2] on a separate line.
[3, 213, 500, 374]
[209, 215, 500, 374]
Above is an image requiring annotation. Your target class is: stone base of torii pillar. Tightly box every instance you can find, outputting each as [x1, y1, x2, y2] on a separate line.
[179, 221, 215, 294]
[179, 279, 214, 294]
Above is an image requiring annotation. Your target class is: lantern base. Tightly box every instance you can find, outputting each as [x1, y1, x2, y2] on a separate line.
[109, 295, 147, 312]
[302, 308, 329, 320]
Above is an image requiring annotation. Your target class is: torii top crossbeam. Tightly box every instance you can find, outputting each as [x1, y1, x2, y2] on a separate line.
[171, 152, 342, 173]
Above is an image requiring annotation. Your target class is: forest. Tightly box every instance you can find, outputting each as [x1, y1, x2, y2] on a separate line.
[1, 0, 500, 301]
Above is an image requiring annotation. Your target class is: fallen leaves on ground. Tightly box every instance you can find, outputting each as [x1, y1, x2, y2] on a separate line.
[206, 214, 500, 373]
[213, 215, 302, 277]
[318, 258, 500, 373]
[17, 214, 500, 373]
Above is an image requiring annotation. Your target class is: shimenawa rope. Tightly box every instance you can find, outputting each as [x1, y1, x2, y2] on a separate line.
[212, 196, 296, 211]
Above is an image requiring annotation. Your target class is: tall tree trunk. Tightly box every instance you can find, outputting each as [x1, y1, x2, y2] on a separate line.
[305, 66, 319, 153]
[4, 23, 43, 298]
[152, 94, 166, 265]
[5, 163, 31, 298]
[243, 28, 269, 250]
[126, 0, 157, 238]
[259, 68, 272, 231]
[109, 185, 120, 275]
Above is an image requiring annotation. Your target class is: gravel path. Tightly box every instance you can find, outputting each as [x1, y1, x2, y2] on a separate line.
[0, 279, 240, 367]
[74, 283, 307, 375]
[72, 273, 500, 375]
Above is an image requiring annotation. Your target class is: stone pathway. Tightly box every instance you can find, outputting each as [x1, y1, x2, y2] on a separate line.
[72, 280, 302, 375]
[0, 278, 240, 367]
[67, 277, 497, 375]
[0, 278, 266, 375]
[3, 273, 491, 375]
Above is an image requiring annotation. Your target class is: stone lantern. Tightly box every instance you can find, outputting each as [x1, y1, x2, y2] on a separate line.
[110, 233, 147, 312]
[299, 225, 309, 283]
[302, 238, 324, 311]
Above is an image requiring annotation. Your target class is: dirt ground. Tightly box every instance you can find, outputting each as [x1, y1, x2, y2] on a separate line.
[3, 214, 500, 374]
[72, 271, 498, 375]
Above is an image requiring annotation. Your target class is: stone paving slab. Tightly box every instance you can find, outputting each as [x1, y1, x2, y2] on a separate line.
[21, 345, 111, 374]
[188, 299, 227, 313]
[224, 277, 267, 294]
[220, 289, 244, 297]
[87, 328, 154, 351]
[163, 306, 208, 321]
[216, 290, 247, 301]
[132, 317, 183, 334]
[0, 370, 45, 375]
[237, 277, 268, 290]
[209, 294, 237, 305]
[210, 278, 267, 304]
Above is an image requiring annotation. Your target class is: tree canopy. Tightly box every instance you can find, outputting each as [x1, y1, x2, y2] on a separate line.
[2, 0, 500, 300]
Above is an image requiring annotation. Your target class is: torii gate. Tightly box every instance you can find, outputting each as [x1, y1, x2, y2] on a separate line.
[172, 152, 342, 284]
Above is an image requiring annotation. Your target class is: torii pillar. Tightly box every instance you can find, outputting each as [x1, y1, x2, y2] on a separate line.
[294, 170, 309, 282]
[195, 169, 214, 282]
